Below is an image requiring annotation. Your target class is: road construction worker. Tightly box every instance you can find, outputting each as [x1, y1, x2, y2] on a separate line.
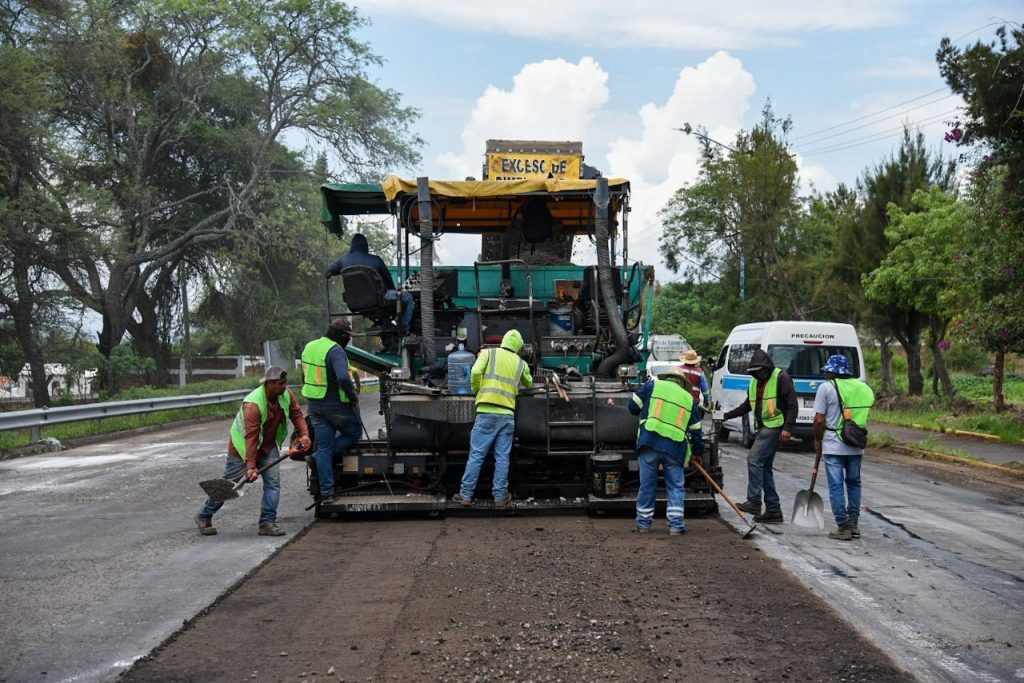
[194, 366, 310, 537]
[813, 354, 875, 541]
[678, 348, 710, 417]
[722, 349, 798, 524]
[302, 318, 361, 506]
[452, 329, 533, 507]
[629, 366, 704, 535]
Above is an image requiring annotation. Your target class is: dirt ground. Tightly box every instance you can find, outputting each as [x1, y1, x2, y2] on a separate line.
[125, 512, 913, 683]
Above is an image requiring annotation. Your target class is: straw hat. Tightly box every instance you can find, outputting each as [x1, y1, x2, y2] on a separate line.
[679, 349, 701, 364]
[657, 366, 689, 381]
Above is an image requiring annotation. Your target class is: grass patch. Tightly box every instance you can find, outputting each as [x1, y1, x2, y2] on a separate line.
[871, 391, 1024, 445]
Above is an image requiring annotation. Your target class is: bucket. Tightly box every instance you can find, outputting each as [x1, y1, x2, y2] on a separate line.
[591, 452, 623, 498]
[548, 304, 574, 337]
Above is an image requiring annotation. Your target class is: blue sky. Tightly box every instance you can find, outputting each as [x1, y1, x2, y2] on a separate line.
[340, 0, 1018, 269]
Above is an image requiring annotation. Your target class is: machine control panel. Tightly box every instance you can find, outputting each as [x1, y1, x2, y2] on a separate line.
[539, 336, 597, 355]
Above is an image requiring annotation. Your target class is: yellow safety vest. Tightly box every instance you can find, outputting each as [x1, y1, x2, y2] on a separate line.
[301, 337, 350, 403]
[476, 347, 527, 414]
[229, 386, 292, 459]
[748, 368, 784, 428]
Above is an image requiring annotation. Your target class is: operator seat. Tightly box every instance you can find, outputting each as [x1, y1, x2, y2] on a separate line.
[340, 265, 388, 315]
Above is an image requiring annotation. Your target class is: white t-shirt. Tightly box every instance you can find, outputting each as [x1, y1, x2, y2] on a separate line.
[813, 381, 865, 456]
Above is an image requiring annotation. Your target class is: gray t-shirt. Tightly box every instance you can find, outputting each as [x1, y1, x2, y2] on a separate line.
[813, 381, 864, 456]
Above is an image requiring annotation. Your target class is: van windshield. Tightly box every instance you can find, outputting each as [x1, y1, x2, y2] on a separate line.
[766, 345, 859, 380]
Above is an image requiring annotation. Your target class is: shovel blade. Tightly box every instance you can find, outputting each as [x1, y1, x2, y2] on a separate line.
[792, 490, 825, 529]
[200, 478, 242, 503]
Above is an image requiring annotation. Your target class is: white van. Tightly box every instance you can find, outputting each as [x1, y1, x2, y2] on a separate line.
[710, 321, 866, 447]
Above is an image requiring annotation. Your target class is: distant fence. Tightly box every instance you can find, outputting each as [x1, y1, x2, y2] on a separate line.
[0, 378, 379, 442]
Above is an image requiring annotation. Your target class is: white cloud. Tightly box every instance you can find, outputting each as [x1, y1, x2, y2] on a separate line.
[359, 0, 912, 50]
[603, 51, 757, 273]
[437, 57, 609, 179]
[434, 56, 611, 265]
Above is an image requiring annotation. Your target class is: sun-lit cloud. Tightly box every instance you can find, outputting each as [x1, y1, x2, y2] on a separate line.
[437, 57, 609, 180]
[358, 0, 913, 50]
[602, 51, 757, 272]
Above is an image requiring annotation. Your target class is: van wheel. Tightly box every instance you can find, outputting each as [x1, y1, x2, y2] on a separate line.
[741, 416, 755, 449]
[717, 425, 731, 441]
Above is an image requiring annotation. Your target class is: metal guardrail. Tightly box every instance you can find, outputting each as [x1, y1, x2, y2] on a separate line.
[0, 378, 380, 441]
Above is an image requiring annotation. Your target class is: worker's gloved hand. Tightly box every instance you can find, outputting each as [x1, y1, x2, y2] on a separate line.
[295, 435, 311, 451]
[780, 429, 792, 444]
[691, 456, 703, 468]
[246, 468, 259, 481]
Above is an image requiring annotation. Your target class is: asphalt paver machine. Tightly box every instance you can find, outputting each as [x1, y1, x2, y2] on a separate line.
[311, 141, 722, 516]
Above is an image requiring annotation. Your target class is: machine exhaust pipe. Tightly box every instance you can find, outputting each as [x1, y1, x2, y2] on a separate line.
[594, 178, 631, 378]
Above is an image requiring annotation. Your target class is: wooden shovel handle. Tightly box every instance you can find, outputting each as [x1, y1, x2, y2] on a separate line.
[692, 459, 754, 527]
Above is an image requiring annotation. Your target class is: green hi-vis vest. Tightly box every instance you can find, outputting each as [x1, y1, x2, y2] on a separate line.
[833, 378, 875, 430]
[748, 367, 784, 429]
[229, 385, 292, 460]
[301, 337, 350, 403]
[640, 379, 694, 443]
[476, 347, 527, 412]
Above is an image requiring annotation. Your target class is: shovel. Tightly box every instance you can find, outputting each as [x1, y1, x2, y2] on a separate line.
[691, 459, 757, 539]
[200, 445, 303, 503]
[792, 449, 825, 529]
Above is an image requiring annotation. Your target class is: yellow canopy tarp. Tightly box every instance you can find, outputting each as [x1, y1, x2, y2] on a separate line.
[380, 175, 629, 203]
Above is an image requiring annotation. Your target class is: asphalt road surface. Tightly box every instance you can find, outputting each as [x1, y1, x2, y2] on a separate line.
[0, 405, 386, 683]
[1, 409, 1022, 682]
[714, 434, 1024, 682]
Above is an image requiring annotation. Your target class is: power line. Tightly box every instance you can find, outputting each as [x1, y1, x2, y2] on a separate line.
[797, 110, 956, 158]
[790, 87, 950, 142]
[792, 94, 956, 146]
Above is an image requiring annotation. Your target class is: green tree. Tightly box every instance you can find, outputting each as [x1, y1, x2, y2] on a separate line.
[40, 0, 420, 393]
[660, 104, 811, 321]
[863, 188, 964, 399]
[937, 25, 1024, 410]
[947, 166, 1024, 410]
[650, 281, 729, 358]
[834, 129, 954, 396]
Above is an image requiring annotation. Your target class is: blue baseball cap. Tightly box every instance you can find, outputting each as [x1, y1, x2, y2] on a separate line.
[821, 355, 852, 377]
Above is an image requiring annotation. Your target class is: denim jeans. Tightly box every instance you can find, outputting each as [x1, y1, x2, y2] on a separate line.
[310, 406, 362, 499]
[198, 447, 282, 527]
[746, 427, 781, 513]
[635, 446, 686, 531]
[460, 412, 515, 500]
[384, 289, 415, 331]
[825, 453, 862, 527]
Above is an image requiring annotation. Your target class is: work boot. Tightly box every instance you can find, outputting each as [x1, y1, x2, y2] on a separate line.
[194, 514, 217, 536]
[634, 526, 652, 534]
[754, 510, 784, 524]
[849, 520, 860, 539]
[319, 495, 337, 506]
[452, 493, 472, 507]
[258, 523, 286, 537]
[828, 525, 853, 541]
[493, 493, 512, 507]
[736, 500, 761, 515]
[669, 528, 686, 536]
